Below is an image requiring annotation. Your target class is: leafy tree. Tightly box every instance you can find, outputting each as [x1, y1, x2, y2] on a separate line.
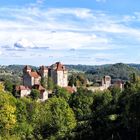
[55, 86, 71, 102]
[39, 97, 77, 139]
[69, 73, 87, 87]
[0, 91, 17, 135]
[91, 90, 114, 139]
[47, 77, 55, 90]
[0, 104, 16, 133]
[40, 76, 47, 89]
[4, 80, 13, 93]
[30, 89, 40, 100]
[69, 88, 94, 120]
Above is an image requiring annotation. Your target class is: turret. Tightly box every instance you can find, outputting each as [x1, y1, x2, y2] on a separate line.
[39, 65, 48, 77]
[23, 65, 31, 74]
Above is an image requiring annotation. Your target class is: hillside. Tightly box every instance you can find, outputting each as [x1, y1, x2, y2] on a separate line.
[85, 63, 140, 81]
[0, 63, 140, 83]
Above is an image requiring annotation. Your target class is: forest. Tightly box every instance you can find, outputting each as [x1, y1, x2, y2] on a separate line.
[0, 73, 140, 140]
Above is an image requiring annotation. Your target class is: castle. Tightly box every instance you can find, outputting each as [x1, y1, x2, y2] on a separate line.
[16, 62, 68, 101]
[23, 62, 68, 88]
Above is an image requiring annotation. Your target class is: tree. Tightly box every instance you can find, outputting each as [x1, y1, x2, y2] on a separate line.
[39, 97, 77, 139]
[47, 77, 55, 90]
[40, 77, 47, 89]
[69, 88, 94, 120]
[0, 91, 17, 135]
[4, 80, 13, 93]
[91, 90, 114, 139]
[55, 86, 71, 102]
[68, 73, 87, 87]
[30, 89, 40, 100]
[0, 104, 16, 133]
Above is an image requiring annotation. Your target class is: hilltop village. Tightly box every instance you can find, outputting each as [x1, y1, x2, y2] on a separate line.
[14, 62, 123, 101]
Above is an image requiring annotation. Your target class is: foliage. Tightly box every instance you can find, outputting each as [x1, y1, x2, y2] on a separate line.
[40, 76, 47, 89]
[69, 88, 94, 120]
[68, 73, 87, 87]
[47, 77, 55, 90]
[55, 86, 71, 102]
[40, 97, 77, 139]
[0, 91, 17, 136]
[4, 80, 13, 93]
[30, 89, 40, 100]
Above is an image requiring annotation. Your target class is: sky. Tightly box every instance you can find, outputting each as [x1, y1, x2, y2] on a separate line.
[0, 0, 140, 66]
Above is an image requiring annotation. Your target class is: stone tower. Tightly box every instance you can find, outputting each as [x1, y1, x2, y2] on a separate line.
[102, 75, 111, 89]
[23, 65, 31, 74]
[50, 62, 68, 87]
[39, 65, 48, 78]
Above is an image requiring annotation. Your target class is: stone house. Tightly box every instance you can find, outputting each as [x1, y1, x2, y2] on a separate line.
[16, 85, 31, 97]
[23, 66, 41, 87]
[16, 84, 48, 101]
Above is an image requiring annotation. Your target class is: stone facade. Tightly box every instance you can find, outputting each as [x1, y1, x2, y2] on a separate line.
[23, 66, 41, 87]
[16, 85, 31, 97]
[23, 62, 68, 88]
[102, 75, 111, 89]
[17, 62, 68, 101]
[49, 62, 68, 87]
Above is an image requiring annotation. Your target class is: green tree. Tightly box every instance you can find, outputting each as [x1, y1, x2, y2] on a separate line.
[30, 89, 40, 100]
[47, 77, 55, 90]
[91, 90, 114, 139]
[4, 80, 13, 93]
[69, 88, 94, 120]
[55, 86, 71, 102]
[40, 97, 77, 139]
[0, 91, 17, 135]
[40, 77, 47, 89]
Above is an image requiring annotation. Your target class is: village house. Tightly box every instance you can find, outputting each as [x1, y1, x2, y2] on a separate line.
[16, 84, 48, 101]
[16, 85, 31, 97]
[23, 66, 41, 87]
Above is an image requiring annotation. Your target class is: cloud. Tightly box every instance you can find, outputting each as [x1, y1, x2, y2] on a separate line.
[36, 0, 44, 4]
[14, 38, 36, 49]
[0, 6, 140, 64]
[96, 0, 107, 3]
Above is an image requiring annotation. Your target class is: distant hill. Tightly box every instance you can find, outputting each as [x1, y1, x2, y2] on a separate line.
[86, 63, 140, 81]
[67, 63, 140, 81]
[0, 63, 140, 83]
[0, 65, 37, 84]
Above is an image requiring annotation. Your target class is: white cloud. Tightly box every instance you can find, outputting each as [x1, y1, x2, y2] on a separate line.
[96, 0, 107, 3]
[0, 6, 140, 64]
[36, 0, 44, 4]
[14, 38, 36, 48]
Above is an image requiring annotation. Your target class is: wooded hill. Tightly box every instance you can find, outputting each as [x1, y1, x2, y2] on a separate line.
[0, 63, 140, 83]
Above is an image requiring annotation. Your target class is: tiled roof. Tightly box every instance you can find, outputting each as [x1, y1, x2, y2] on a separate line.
[16, 85, 30, 91]
[28, 72, 40, 78]
[52, 62, 67, 71]
[64, 86, 75, 93]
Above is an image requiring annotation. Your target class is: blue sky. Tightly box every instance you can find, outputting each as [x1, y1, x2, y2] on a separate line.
[0, 0, 140, 66]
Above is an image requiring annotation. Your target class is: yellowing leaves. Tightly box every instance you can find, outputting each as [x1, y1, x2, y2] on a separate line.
[0, 104, 16, 130]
